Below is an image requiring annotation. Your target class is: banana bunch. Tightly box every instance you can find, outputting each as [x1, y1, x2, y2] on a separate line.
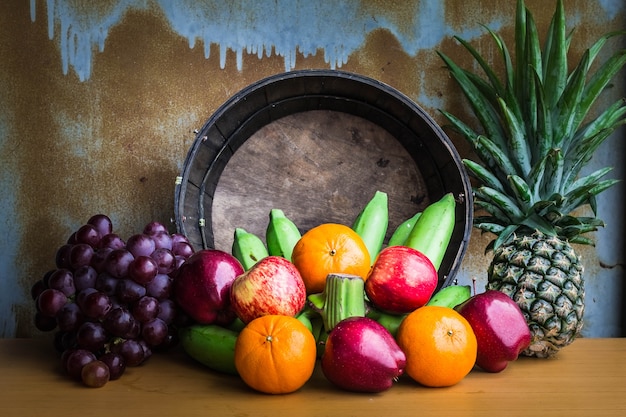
[387, 211, 421, 247]
[231, 228, 268, 270]
[403, 192, 456, 271]
[351, 190, 389, 264]
[179, 323, 242, 375]
[266, 208, 301, 262]
[426, 284, 471, 308]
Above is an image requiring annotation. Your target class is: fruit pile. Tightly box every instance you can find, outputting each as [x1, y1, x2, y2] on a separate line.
[174, 191, 533, 394]
[31, 215, 195, 387]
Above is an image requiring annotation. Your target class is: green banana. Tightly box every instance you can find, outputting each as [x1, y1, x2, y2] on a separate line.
[365, 307, 407, 338]
[387, 211, 422, 247]
[351, 190, 389, 264]
[426, 284, 472, 309]
[231, 227, 268, 270]
[404, 193, 456, 271]
[265, 209, 301, 262]
[179, 324, 240, 375]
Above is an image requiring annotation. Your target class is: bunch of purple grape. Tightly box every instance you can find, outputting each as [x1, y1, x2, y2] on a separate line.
[31, 214, 195, 387]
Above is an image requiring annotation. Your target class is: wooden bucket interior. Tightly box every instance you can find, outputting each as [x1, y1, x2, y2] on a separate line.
[175, 70, 473, 288]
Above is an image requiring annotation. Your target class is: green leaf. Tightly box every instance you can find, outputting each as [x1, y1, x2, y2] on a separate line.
[475, 186, 525, 222]
[542, 0, 567, 109]
[497, 97, 532, 176]
[493, 224, 521, 250]
[453, 35, 505, 96]
[514, 0, 528, 98]
[474, 200, 510, 223]
[483, 25, 515, 97]
[561, 179, 620, 215]
[569, 235, 595, 246]
[566, 167, 613, 193]
[507, 174, 533, 209]
[463, 159, 506, 193]
[577, 41, 626, 127]
[564, 128, 617, 186]
[477, 135, 519, 178]
[530, 68, 552, 160]
[437, 51, 506, 147]
[552, 50, 590, 149]
[520, 213, 557, 236]
[475, 222, 506, 235]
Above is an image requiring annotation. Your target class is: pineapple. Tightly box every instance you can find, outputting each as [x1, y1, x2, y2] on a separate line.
[437, 0, 625, 358]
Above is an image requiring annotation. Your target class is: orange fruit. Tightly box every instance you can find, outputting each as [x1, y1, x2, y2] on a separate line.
[234, 315, 317, 394]
[396, 306, 477, 387]
[291, 223, 371, 294]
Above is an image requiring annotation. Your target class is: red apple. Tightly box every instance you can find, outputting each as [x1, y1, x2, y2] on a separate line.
[230, 256, 306, 323]
[365, 246, 438, 314]
[321, 316, 406, 392]
[455, 290, 531, 373]
[174, 249, 244, 325]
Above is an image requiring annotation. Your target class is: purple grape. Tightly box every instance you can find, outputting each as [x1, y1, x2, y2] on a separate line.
[170, 256, 187, 278]
[128, 255, 158, 285]
[47, 268, 76, 297]
[56, 302, 85, 332]
[141, 318, 168, 347]
[138, 339, 153, 361]
[31, 279, 47, 300]
[75, 224, 101, 248]
[76, 288, 98, 309]
[145, 274, 172, 300]
[55, 244, 73, 269]
[90, 247, 113, 273]
[81, 360, 110, 388]
[112, 339, 145, 367]
[87, 214, 113, 237]
[95, 272, 118, 296]
[99, 233, 125, 250]
[69, 243, 95, 271]
[116, 278, 146, 304]
[151, 231, 173, 250]
[99, 352, 125, 381]
[105, 248, 134, 278]
[150, 248, 176, 275]
[102, 307, 136, 338]
[73, 265, 98, 291]
[157, 299, 177, 324]
[34, 311, 58, 332]
[171, 233, 189, 245]
[143, 221, 168, 236]
[76, 321, 108, 352]
[55, 331, 77, 352]
[66, 232, 78, 245]
[65, 348, 97, 380]
[126, 234, 156, 258]
[80, 291, 112, 320]
[172, 241, 194, 258]
[37, 288, 68, 317]
[132, 296, 159, 323]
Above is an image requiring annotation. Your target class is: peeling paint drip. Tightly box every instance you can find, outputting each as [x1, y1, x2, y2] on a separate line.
[31, 0, 510, 82]
[29, 0, 624, 82]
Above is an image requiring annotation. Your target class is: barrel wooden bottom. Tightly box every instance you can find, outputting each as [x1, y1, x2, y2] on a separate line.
[212, 110, 428, 251]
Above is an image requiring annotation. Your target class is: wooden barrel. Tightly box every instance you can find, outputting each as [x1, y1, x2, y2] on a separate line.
[174, 69, 472, 288]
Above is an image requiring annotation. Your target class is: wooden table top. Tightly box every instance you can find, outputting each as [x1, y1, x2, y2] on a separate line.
[1, 337, 625, 417]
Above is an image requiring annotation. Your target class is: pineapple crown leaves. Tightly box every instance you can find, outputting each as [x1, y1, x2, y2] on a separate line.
[437, 0, 625, 250]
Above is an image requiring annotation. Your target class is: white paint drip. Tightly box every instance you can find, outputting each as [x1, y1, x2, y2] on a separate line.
[29, 0, 515, 82]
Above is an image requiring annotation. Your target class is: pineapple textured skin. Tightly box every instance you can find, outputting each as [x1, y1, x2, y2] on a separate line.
[487, 231, 584, 358]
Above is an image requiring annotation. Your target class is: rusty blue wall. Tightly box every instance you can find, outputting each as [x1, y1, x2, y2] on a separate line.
[1, 0, 624, 338]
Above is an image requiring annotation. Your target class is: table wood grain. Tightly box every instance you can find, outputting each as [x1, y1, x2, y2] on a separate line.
[1, 337, 625, 417]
